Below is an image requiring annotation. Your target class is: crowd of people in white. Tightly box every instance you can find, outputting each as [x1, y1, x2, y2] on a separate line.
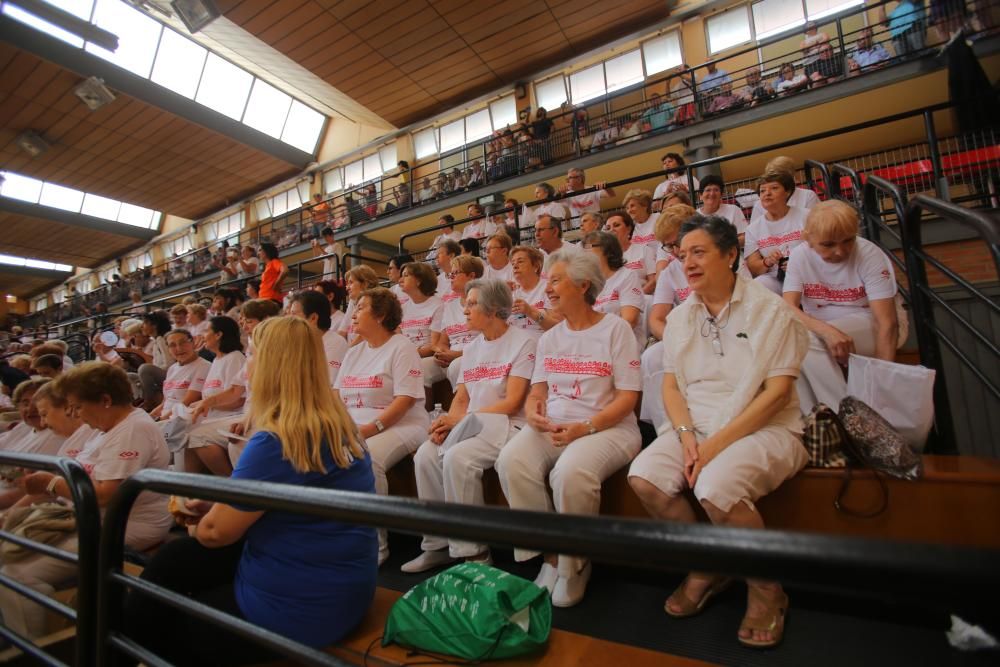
[0, 153, 903, 655]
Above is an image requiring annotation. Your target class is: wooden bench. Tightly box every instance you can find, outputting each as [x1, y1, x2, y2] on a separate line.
[387, 454, 1000, 549]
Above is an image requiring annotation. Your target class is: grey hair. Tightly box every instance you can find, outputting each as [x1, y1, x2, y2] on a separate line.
[545, 249, 605, 306]
[567, 167, 585, 181]
[465, 279, 512, 320]
[537, 214, 563, 237]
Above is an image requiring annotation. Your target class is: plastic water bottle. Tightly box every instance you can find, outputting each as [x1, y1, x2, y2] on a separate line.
[429, 403, 444, 421]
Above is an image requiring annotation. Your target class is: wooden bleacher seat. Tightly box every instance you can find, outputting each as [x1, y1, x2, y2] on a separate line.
[387, 454, 1000, 549]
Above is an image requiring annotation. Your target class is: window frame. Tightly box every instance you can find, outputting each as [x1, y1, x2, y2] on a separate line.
[705, 3, 756, 56]
[640, 29, 684, 76]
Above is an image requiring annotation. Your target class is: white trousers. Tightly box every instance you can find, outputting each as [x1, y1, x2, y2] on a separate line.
[629, 426, 807, 514]
[413, 416, 515, 557]
[495, 420, 641, 576]
[640, 342, 667, 431]
[0, 535, 77, 638]
[796, 313, 876, 412]
[367, 422, 428, 554]
[421, 357, 462, 390]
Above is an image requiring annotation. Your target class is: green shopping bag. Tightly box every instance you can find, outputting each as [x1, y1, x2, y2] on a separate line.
[383, 562, 552, 660]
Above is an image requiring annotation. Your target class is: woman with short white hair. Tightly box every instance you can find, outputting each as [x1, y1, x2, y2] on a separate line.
[783, 200, 898, 411]
[404, 279, 536, 573]
[496, 250, 642, 608]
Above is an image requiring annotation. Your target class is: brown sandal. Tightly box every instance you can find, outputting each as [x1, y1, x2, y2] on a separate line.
[738, 586, 788, 648]
[664, 575, 732, 618]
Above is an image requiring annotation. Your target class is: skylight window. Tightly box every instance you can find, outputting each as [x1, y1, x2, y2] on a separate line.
[0, 170, 160, 229]
[0, 254, 72, 272]
[6, 0, 327, 154]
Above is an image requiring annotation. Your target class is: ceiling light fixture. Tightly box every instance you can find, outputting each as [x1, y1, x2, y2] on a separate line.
[15, 130, 49, 157]
[6, 0, 119, 51]
[170, 0, 220, 34]
[74, 76, 116, 111]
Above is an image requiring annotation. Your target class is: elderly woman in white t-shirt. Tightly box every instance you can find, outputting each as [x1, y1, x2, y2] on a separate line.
[583, 231, 645, 346]
[697, 174, 748, 245]
[622, 189, 660, 249]
[404, 279, 536, 573]
[743, 170, 809, 295]
[334, 288, 429, 565]
[604, 211, 656, 293]
[783, 200, 899, 411]
[0, 363, 171, 638]
[149, 329, 210, 422]
[424, 255, 484, 390]
[184, 317, 246, 476]
[496, 250, 642, 609]
[0, 379, 65, 508]
[337, 265, 380, 343]
[508, 245, 562, 337]
[398, 262, 444, 360]
[628, 216, 808, 649]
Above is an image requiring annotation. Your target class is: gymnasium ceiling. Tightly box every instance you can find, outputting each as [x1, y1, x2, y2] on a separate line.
[0, 0, 672, 279]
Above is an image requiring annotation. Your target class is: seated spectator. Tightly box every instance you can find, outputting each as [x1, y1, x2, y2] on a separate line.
[503, 198, 520, 233]
[0, 363, 171, 638]
[523, 182, 570, 231]
[744, 170, 810, 294]
[496, 250, 641, 607]
[800, 21, 830, 81]
[584, 231, 645, 345]
[641, 92, 676, 132]
[92, 332, 124, 367]
[363, 184, 379, 219]
[313, 280, 348, 333]
[387, 253, 415, 305]
[428, 215, 461, 253]
[698, 61, 732, 111]
[534, 214, 579, 264]
[628, 215, 808, 649]
[338, 266, 380, 343]
[653, 153, 699, 211]
[290, 290, 347, 387]
[170, 303, 189, 329]
[578, 211, 603, 238]
[334, 288, 429, 565]
[31, 341, 73, 372]
[697, 175, 749, 245]
[561, 168, 615, 229]
[809, 41, 844, 86]
[590, 116, 620, 150]
[461, 203, 497, 240]
[774, 62, 809, 95]
[125, 317, 376, 665]
[706, 80, 743, 114]
[417, 177, 435, 203]
[434, 240, 461, 297]
[483, 233, 514, 283]
[750, 156, 821, 220]
[641, 204, 697, 430]
[739, 68, 775, 106]
[459, 237, 481, 258]
[258, 243, 287, 305]
[312, 227, 344, 280]
[399, 262, 444, 359]
[850, 26, 891, 70]
[136, 311, 175, 412]
[669, 65, 697, 124]
[468, 161, 485, 187]
[783, 201, 899, 411]
[246, 278, 261, 301]
[623, 189, 661, 250]
[423, 255, 484, 391]
[149, 329, 210, 421]
[36, 380, 99, 460]
[605, 211, 656, 293]
[8, 354, 31, 374]
[185, 317, 246, 476]
[404, 279, 536, 573]
[186, 303, 210, 344]
[0, 378, 63, 460]
[30, 353, 63, 379]
[509, 245, 561, 337]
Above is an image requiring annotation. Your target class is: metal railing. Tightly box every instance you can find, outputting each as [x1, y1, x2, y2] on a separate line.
[0, 453, 100, 667]
[95, 469, 1000, 666]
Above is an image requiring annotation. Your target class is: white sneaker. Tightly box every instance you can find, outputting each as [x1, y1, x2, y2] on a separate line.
[401, 549, 456, 573]
[552, 561, 592, 608]
[533, 562, 558, 595]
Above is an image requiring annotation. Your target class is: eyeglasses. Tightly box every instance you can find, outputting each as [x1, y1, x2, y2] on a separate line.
[534, 226, 554, 234]
[662, 241, 680, 252]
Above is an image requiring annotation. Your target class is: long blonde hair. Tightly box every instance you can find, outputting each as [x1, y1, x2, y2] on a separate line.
[249, 317, 364, 473]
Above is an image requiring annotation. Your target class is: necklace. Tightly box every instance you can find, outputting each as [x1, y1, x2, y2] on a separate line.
[700, 296, 733, 357]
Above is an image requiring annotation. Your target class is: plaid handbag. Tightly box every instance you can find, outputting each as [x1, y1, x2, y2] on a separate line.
[802, 403, 848, 468]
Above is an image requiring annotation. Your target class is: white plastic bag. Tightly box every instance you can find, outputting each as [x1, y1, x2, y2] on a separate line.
[846, 354, 936, 451]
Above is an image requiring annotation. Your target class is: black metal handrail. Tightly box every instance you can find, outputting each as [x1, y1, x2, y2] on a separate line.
[830, 162, 863, 210]
[804, 159, 832, 200]
[95, 469, 1000, 667]
[0, 453, 100, 667]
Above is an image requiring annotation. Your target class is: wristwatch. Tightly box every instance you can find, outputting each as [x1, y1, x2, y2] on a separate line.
[533, 309, 545, 325]
[583, 419, 597, 435]
[46, 475, 61, 496]
[373, 419, 386, 433]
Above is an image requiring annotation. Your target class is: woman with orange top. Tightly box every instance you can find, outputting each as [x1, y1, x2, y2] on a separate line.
[257, 243, 287, 305]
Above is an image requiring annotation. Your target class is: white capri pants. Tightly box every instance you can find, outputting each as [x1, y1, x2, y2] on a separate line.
[413, 414, 516, 557]
[367, 421, 429, 555]
[495, 419, 641, 577]
[421, 357, 463, 390]
[628, 426, 807, 514]
[797, 312, 876, 412]
[640, 342, 667, 431]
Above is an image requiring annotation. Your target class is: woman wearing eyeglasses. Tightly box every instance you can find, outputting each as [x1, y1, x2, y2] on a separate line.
[628, 215, 808, 650]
